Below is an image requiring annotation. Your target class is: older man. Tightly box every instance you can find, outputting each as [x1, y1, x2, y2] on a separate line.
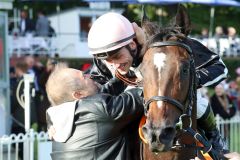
[46, 63, 144, 160]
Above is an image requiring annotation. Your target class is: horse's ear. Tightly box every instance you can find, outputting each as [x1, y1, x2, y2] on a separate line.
[141, 5, 148, 27]
[175, 4, 191, 36]
[141, 5, 160, 40]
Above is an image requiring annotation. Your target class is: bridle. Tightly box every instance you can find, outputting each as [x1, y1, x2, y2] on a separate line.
[143, 41, 196, 119]
[141, 41, 224, 159]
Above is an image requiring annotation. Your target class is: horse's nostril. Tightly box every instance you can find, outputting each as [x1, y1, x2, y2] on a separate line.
[159, 127, 176, 144]
[142, 126, 147, 133]
[151, 134, 157, 143]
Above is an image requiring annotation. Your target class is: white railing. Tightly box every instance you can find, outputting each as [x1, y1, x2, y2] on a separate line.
[8, 34, 240, 58]
[196, 37, 240, 57]
[0, 129, 51, 160]
[8, 35, 58, 57]
[216, 112, 240, 152]
[7, 34, 91, 58]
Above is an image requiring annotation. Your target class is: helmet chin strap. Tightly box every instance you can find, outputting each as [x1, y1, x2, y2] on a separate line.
[125, 43, 142, 67]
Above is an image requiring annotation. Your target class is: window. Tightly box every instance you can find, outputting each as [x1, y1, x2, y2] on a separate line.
[79, 16, 92, 42]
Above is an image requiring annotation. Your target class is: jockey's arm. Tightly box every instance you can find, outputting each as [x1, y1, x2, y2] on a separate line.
[185, 38, 228, 88]
[196, 56, 228, 88]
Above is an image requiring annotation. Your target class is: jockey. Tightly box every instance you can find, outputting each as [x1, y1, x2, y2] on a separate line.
[88, 12, 228, 154]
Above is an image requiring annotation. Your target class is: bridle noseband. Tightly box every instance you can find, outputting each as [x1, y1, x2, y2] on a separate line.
[144, 96, 184, 114]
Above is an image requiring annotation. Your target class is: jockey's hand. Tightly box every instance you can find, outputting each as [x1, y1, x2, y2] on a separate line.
[48, 125, 56, 140]
[132, 22, 146, 45]
[224, 152, 240, 160]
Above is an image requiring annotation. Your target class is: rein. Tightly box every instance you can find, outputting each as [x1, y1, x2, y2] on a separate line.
[115, 70, 140, 86]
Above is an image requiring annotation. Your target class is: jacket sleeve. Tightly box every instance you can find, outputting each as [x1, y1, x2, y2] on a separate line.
[187, 38, 228, 88]
[89, 58, 113, 84]
[100, 77, 126, 95]
[196, 56, 228, 88]
[102, 88, 144, 123]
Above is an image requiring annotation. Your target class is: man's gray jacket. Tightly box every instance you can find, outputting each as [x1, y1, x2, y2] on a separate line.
[46, 88, 143, 160]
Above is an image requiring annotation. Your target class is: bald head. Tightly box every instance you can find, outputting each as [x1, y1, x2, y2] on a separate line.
[46, 63, 98, 106]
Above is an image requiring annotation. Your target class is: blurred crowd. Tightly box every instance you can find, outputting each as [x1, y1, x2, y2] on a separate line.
[9, 54, 92, 136]
[10, 54, 57, 135]
[9, 10, 56, 37]
[201, 68, 240, 120]
[196, 26, 240, 57]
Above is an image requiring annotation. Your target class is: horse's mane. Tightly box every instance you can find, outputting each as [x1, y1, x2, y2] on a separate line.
[141, 20, 187, 55]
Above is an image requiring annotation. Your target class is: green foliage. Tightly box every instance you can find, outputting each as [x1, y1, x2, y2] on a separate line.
[11, 2, 240, 35]
[11, 0, 88, 19]
[125, 3, 240, 35]
[223, 57, 240, 81]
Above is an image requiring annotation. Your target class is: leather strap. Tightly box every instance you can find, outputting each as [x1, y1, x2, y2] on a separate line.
[115, 70, 139, 86]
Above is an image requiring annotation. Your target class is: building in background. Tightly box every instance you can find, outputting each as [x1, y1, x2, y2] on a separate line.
[48, 3, 123, 58]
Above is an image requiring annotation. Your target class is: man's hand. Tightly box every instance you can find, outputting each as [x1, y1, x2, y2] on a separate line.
[132, 22, 146, 45]
[48, 125, 56, 140]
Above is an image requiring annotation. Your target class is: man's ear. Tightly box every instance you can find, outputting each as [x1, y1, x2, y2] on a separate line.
[72, 91, 83, 100]
[129, 41, 137, 50]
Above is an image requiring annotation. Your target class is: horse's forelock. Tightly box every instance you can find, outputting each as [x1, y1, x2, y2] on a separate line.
[141, 22, 186, 56]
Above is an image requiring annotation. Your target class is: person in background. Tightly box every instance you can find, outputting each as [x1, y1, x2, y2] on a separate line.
[215, 26, 226, 39]
[228, 81, 239, 112]
[211, 83, 236, 119]
[210, 83, 237, 144]
[228, 27, 237, 40]
[227, 27, 239, 56]
[36, 10, 49, 37]
[214, 26, 227, 54]
[199, 28, 209, 39]
[48, 20, 56, 37]
[37, 58, 57, 131]
[46, 63, 144, 160]
[18, 10, 35, 36]
[10, 59, 37, 159]
[24, 55, 44, 131]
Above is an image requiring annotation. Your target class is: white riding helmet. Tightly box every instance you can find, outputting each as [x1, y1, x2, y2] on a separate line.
[88, 12, 135, 59]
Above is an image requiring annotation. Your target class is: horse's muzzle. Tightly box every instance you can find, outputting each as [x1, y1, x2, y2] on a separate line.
[143, 125, 176, 152]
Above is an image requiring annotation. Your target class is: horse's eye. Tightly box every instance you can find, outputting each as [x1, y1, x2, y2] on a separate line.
[182, 68, 189, 75]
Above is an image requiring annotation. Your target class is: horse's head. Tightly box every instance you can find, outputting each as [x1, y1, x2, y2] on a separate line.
[139, 5, 195, 153]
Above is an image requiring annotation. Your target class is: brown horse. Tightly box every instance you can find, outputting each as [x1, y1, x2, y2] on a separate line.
[137, 5, 200, 160]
